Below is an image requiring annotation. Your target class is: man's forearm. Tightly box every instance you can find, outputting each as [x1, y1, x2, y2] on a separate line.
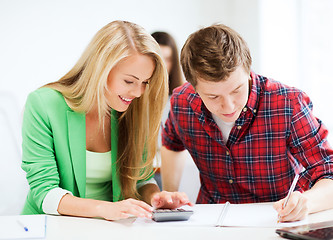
[161, 146, 186, 191]
[303, 178, 333, 213]
[138, 183, 160, 205]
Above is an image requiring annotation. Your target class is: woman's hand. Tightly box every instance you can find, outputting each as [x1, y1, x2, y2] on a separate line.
[151, 191, 194, 209]
[97, 198, 153, 221]
[273, 191, 309, 222]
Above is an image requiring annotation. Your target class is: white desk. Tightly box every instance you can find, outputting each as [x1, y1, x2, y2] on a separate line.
[43, 207, 333, 240]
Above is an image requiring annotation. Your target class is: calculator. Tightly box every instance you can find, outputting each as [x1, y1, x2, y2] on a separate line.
[152, 208, 194, 222]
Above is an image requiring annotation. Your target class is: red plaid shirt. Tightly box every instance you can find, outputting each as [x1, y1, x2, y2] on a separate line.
[162, 72, 333, 204]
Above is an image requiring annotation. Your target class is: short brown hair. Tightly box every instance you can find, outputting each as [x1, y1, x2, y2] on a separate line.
[180, 24, 252, 87]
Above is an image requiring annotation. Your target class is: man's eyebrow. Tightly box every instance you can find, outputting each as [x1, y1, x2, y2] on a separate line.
[203, 83, 244, 96]
[232, 83, 244, 91]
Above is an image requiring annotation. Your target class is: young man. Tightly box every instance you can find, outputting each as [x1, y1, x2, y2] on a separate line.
[161, 24, 333, 222]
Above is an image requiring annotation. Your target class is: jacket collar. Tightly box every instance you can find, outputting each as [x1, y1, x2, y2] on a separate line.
[66, 109, 122, 201]
[67, 110, 86, 197]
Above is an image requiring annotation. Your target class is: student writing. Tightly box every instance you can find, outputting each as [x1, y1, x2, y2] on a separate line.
[161, 24, 333, 222]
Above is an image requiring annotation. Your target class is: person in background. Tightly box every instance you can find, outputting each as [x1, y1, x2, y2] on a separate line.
[151, 31, 185, 189]
[21, 20, 192, 221]
[151, 31, 184, 98]
[161, 23, 333, 222]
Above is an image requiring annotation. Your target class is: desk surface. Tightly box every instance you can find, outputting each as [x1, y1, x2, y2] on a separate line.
[43, 207, 333, 240]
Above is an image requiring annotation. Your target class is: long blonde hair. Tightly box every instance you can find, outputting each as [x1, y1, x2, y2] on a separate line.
[44, 20, 168, 199]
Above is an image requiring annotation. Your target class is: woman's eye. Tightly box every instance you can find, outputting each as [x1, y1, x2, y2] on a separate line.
[143, 81, 149, 85]
[124, 80, 133, 84]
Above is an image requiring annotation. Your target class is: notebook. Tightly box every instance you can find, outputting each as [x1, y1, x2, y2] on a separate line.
[133, 203, 308, 227]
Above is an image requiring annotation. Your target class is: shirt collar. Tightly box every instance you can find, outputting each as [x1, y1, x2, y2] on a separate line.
[246, 71, 261, 116]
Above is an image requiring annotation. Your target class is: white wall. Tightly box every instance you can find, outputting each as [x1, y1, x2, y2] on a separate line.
[258, 0, 333, 143]
[0, 0, 261, 213]
[0, 0, 261, 109]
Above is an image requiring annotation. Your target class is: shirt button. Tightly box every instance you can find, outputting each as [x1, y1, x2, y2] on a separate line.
[253, 109, 257, 113]
[243, 107, 247, 112]
[229, 179, 234, 184]
[226, 151, 230, 156]
[237, 125, 242, 130]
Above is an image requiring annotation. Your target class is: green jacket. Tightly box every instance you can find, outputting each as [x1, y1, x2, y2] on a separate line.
[21, 88, 124, 214]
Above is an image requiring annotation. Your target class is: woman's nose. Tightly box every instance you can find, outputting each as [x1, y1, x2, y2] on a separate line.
[131, 84, 145, 98]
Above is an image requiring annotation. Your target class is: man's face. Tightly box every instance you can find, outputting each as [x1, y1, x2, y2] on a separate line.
[195, 66, 250, 123]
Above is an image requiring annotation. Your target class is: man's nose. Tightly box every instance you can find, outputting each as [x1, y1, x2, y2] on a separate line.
[221, 97, 234, 112]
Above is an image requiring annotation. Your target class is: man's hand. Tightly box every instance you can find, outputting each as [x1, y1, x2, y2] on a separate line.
[273, 191, 309, 222]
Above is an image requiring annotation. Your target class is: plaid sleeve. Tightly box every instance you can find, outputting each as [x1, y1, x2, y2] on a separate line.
[162, 94, 186, 152]
[288, 91, 333, 188]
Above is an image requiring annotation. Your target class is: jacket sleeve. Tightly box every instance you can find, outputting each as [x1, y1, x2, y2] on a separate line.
[21, 91, 61, 213]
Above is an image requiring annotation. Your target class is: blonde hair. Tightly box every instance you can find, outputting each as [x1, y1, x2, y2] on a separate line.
[44, 20, 168, 199]
[181, 24, 252, 87]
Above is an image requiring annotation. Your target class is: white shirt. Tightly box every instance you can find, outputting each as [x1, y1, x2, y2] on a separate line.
[212, 113, 235, 144]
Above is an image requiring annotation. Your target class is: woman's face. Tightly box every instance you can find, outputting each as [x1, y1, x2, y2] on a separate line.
[106, 53, 155, 112]
[159, 45, 173, 74]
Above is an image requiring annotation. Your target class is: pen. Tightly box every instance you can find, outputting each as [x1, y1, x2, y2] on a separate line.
[283, 173, 300, 209]
[277, 173, 300, 223]
[17, 219, 29, 232]
[216, 201, 230, 226]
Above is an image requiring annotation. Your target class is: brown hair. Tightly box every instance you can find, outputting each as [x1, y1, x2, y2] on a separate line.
[44, 20, 168, 199]
[180, 24, 252, 87]
[152, 31, 184, 95]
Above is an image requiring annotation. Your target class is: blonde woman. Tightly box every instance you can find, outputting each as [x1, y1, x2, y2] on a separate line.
[21, 20, 192, 220]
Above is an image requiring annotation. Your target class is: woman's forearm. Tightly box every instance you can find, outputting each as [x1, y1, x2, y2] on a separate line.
[57, 194, 106, 218]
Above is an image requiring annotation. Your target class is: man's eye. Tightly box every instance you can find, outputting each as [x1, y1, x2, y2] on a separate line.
[209, 96, 218, 99]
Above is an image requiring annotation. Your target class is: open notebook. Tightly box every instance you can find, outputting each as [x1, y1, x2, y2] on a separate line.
[0, 215, 46, 239]
[133, 203, 308, 228]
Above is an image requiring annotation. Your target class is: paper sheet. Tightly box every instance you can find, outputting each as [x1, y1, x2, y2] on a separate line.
[0, 215, 46, 239]
[220, 203, 308, 227]
[133, 203, 308, 228]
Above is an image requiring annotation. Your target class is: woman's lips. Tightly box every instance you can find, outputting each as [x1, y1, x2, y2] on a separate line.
[119, 95, 133, 105]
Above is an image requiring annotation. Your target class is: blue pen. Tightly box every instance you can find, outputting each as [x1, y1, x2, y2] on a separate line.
[17, 219, 29, 232]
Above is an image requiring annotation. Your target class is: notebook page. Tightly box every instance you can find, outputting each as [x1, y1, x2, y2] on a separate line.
[220, 203, 308, 228]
